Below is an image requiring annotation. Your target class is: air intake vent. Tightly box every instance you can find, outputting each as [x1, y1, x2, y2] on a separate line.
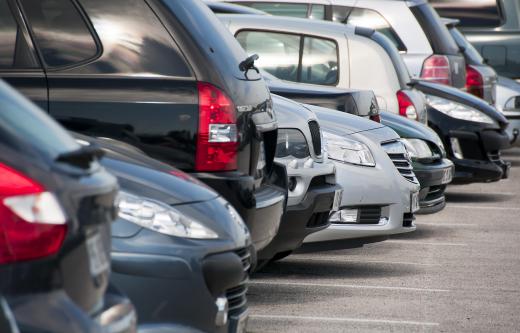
[382, 141, 419, 184]
[308, 120, 322, 156]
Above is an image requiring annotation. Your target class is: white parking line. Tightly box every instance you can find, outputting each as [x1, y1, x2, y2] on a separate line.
[416, 222, 476, 227]
[250, 314, 440, 327]
[385, 240, 468, 246]
[446, 205, 520, 211]
[250, 280, 450, 293]
[288, 257, 442, 267]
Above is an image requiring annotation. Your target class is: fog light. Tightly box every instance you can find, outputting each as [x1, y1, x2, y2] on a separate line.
[450, 138, 463, 159]
[215, 296, 228, 326]
[288, 177, 297, 191]
[330, 209, 358, 223]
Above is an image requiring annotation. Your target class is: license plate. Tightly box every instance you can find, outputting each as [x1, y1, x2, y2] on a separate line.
[332, 189, 343, 211]
[86, 233, 110, 277]
[410, 191, 420, 213]
[441, 167, 453, 184]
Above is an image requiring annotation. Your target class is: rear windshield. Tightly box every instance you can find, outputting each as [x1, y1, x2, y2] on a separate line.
[410, 3, 460, 55]
[0, 80, 79, 158]
[449, 26, 484, 64]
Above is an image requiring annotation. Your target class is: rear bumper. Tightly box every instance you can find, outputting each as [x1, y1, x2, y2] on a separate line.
[196, 166, 286, 251]
[413, 158, 454, 214]
[257, 183, 341, 261]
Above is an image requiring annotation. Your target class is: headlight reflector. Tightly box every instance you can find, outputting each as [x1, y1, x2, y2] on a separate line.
[276, 129, 310, 159]
[117, 191, 218, 239]
[426, 95, 495, 124]
[401, 138, 436, 160]
[324, 131, 375, 167]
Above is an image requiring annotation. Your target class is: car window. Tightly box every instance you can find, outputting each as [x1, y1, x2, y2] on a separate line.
[310, 4, 325, 20]
[19, 0, 98, 68]
[449, 26, 484, 64]
[430, 0, 503, 28]
[301, 36, 338, 84]
[332, 5, 353, 23]
[347, 8, 407, 52]
[77, 0, 192, 77]
[0, 0, 39, 69]
[242, 3, 309, 18]
[236, 30, 301, 81]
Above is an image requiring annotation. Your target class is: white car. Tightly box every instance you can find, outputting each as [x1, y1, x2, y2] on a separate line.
[219, 13, 427, 122]
[303, 104, 420, 244]
[223, 0, 467, 89]
[496, 76, 520, 146]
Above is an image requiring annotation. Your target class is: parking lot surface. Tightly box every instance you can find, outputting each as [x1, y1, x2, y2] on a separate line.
[246, 148, 520, 333]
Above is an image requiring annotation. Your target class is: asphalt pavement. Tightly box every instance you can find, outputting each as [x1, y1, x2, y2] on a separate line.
[246, 147, 520, 333]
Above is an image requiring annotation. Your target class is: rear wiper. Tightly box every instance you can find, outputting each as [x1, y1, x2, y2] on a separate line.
[56, 145, 104, 169]
[239, 54, 260, 74]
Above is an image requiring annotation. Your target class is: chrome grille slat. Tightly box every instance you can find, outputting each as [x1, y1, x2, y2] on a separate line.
[382, 141, 419, 184]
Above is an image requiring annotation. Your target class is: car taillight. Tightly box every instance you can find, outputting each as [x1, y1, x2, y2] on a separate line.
[397, 90, 418, 121]
[369, 114, 381, 123]
[196, 82, 238, 172]
[420, 55, 451, 86]
[465, 65, 484, 99]
[0, 163, 67, 264]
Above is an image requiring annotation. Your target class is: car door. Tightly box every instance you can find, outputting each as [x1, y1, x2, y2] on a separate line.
[0, 0, 47, 110]
[18, 0, 199, 171]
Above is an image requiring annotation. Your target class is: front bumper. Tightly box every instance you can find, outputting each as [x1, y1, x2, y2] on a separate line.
[413, 158, 454, 214]
[428, 107, 511, 184]
[503, 114, 520, 146]
[196, 164, 286, 251]
[257, 182, 341, 261]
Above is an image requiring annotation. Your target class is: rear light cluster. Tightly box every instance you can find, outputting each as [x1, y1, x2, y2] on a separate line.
[420, 55, 451, 86]
[369, 114, 381, 123]
[396, 90, 418, 121]
[0, 163, 67, 264]
[196, 82, 238, 172]
[465, 65, 484, 99]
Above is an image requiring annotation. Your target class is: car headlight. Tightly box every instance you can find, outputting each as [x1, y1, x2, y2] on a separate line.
[426, 95, 495, 124]
[276, 129, 310, 159]
[117, 191, 218, 239]
[401, 138, 437, 161]
[323, 131, 375, 167]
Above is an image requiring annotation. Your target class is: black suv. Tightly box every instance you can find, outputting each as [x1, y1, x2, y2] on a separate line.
[0, 0, 285, 252]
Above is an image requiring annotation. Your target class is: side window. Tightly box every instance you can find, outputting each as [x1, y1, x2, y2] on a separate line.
[19, 0, 98, 68]
[347, 8, 407, 52]
[236, 30, 300, 81]
[0, 0, 38, 69]
[78, 0, 192, 77]
[243, 3, 310, 18]
[430, 0, 503, 28]
[301, 37, 338, 84]
[236, 30, 339, 85]
[332, 5, 353, 23]
[309, 4, 325, 20]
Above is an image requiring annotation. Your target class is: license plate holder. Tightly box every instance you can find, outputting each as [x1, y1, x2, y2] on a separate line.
[86, 232, 110, 277]
[332, 189, 343, 211]
[441, 167, 453, 184]
[411, 191, 420, 213]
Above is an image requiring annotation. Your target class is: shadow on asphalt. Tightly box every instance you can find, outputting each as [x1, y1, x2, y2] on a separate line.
[445, 192, 513, 203]
[246, 283, 350, 306]
[390, 224, 453, 240]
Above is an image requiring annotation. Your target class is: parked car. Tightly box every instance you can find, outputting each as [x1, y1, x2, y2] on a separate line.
[205, 0, 267, 14]
[74, 134, 252, 333]
[220, 14, 428, 122]
[496, 76, 520, 145]
[224, 0, 467, 88]
[258, 95, 341, 264]
[0, 79, 136, 333]
[263, 72, 453, 213]
[442, 18, 497, 105]
[303, 105, 420, 246]
[0, 0, 286, 252]
[430, 0, 520, 80]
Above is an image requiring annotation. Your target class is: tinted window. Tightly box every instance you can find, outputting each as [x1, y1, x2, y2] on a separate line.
[310, 4, 325, 20]
[244, 3, 309, 17]
[237, 30, 300, 81]
[410, 4, 460, 55]
[347, 8, 406, 52]
[0, 0, 38, 69]
[236, 30, 339, 85]
[20, 0, 98, 68]
[332, 5, 353, 23]
[430, 0, 503, 28]
[301, 37, 338, 84]
[78, 0, 192, 76]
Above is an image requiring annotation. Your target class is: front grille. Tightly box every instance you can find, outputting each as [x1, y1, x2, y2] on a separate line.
[358, 206, 382, 224]
[382, 141, 418, 184]
[226, 248, 251, 317]
[488, 150, 501, 162]
[403, 213, 415, 227]
[306, 212, 330, 228]
[308, 120, 322, 156]
[424, 185, 446, 202]
[308, 175, 328, 188]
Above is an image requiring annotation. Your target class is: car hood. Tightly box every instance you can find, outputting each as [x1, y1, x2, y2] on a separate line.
[498, 75, 520, 92]
[411, 79, 508, 128]
[74, 134, 219, 205]
[380, 112, 443, 147]
[303, 103, 384, 134]
[272, 94, 317, 127]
